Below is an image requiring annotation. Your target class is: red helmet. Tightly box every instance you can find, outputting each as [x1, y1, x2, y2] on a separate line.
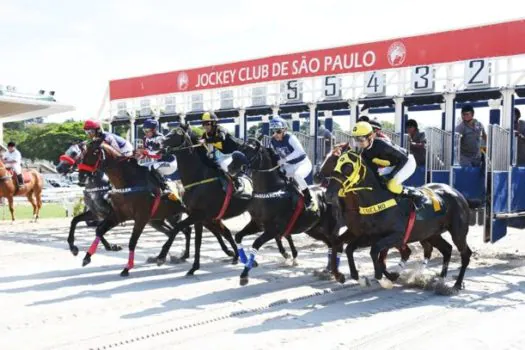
[83, 120, 101, 130]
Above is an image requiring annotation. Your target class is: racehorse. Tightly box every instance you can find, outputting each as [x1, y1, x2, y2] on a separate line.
[77, 139, 238, 276]
[320, 145, 472, 293]
[0, 159, 43, 222]
[56, 142, 194, 261]
[159, 125, 257, 276]
[227, 139, 341, 285]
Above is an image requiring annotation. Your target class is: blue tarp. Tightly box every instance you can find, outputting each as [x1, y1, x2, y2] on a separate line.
[453, 167, 485, 201]
[491, 171, 509, 242]
[405, 166, 426, 187]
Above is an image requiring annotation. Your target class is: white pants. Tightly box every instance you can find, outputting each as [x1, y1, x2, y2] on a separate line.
[6, 164, 22, 175]
[142, 160, 178, 176]
[378, 154, 416, 184]
[217, 154, 233, 173]
[282, 158, 312, 191]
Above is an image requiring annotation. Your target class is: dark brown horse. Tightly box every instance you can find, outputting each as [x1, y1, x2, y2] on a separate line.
[78, 139, 238, 276]
[0, 159, 43, 222]
[319, 144, 472, 294]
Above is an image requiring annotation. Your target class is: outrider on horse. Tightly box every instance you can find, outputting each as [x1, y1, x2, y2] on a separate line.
[319, 139, 473, 293]
[0, 141, 43, 222]
[227, 137, 341, 285]
[77, 138, 239, 276]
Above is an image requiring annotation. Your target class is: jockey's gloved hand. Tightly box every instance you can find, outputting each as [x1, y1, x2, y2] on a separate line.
[277, 159, 287, 166]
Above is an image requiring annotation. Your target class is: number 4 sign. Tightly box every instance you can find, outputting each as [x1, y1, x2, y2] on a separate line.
[364, 71, 386, 96]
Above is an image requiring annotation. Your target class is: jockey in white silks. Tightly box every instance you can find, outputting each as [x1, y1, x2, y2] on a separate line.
[268, 116, 315, 211]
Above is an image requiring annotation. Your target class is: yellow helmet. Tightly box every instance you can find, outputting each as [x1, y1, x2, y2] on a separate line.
[351, 121, 373, 137]
[201, 112, 218, 122]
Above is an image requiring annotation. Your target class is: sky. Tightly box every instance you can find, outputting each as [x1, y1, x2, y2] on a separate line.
[0, 0, 523, 126]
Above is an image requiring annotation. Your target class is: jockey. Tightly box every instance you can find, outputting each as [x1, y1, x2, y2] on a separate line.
[3, 141, 25, 192]
[351, 121, 425, 208]
[269, 117, 315, 211]
[201, 111, 243, 174]
[140, 118, 177, 191]
[83, 120, 134, 157]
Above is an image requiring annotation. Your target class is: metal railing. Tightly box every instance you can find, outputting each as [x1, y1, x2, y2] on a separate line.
[426, 127, 452, 173]
[488, 125, 510, 172]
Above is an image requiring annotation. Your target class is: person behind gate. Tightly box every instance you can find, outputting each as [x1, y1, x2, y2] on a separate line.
[3, 141, 25, 192]
[455, 104, 487, 167]
[351, 121, 426, 209]
[269, 116, 315, 211]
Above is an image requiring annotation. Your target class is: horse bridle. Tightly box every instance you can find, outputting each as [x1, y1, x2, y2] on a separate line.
[241, 139, 280, 173]
[78, 144, 106, 173]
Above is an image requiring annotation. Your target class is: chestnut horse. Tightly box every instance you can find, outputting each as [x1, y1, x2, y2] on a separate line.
[0, 160, 43, 222]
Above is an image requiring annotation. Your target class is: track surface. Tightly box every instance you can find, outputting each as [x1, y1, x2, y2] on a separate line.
[1, 215, 525, 350]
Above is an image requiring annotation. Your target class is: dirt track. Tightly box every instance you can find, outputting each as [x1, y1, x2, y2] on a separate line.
[0, 216, 524, 350]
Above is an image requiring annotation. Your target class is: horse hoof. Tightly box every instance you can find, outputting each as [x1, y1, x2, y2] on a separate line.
[82, 255, 91, 267]
[240, 277, 249, 286]
[169, 256, 185, 264]
[336, 273, 346, 284]
[282, 252, 291, 259]
[70, 246, 79, 256]
[186, 268, 197, 276]
[110, 244, 122, 252]
[350, 272, 359, 281]
[389, 272, 400, 282]
[157, 258, 167, 266]
[359, 276, 371, 288]
[226, 250, 235, 257]
[378, 278, 394, 289]
[120, 268, 130, 277]
[252, 260, 259, 268]
[146, 256, 157, 264]
[292, 258, 299, 267]
[434, 280, 460, 296]
[231, 257, 239, 265]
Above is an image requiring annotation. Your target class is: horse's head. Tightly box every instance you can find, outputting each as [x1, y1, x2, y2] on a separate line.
[321, 146, 368, 199]
[227, 138, 277, 177]
[77, 140, 122, 185]
[56, 141, 86, 175]
[164, 126, 193, 151]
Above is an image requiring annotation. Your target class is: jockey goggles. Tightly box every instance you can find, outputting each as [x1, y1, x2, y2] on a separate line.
[143, 128, 153, 133]
[354, 136, 369, 143]
[84, 129, 96, 136]
[272, 129, 283, 134]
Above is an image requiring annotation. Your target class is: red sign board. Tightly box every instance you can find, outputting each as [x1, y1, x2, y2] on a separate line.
[109, 20, 525, 101]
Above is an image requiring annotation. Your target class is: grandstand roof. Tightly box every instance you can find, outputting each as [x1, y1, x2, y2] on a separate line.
[0, 90, 75, 123]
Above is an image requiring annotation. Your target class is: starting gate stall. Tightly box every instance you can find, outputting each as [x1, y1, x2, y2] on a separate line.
[100, 19, 525, 241]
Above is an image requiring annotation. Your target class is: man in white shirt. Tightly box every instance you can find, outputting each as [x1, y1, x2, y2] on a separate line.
[3, 141, 25, 191]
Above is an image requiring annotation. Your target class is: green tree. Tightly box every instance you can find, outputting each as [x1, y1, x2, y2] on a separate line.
[4, 121, 86, 162]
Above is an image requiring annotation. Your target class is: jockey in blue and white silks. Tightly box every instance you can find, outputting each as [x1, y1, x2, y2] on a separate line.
[269, 116, 314, 210]
[139, 118, 178, 191]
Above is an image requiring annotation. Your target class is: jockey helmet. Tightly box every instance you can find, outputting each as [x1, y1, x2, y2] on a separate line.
[83, 120, 101, 130]
[269, 117, 288, 131]
[369, 119, 382, 131]
[201, 112, 218, 125]
[143, 118, 159, 131]
[352, 121, 374, 137]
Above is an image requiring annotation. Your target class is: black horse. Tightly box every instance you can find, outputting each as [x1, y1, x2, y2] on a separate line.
[77, 139, 238, 276]
[55, 142, 197, 261]
[227, 139, 341, 285]
[321, 148, 472, 293]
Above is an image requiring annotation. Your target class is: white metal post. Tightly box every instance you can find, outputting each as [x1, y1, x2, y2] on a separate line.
[393, 97, 404, 134]
[348, 99, 358, 132]
[238, 108, 246, 139]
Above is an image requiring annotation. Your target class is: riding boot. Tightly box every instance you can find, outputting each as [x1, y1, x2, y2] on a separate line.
[301, 188, 314, 211]
[400, 186, 425, 210]
[150, 169, 168, 192]
[16, 174, 25, 193]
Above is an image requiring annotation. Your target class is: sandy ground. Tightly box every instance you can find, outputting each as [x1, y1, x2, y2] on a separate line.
[0, 215, 524, 350]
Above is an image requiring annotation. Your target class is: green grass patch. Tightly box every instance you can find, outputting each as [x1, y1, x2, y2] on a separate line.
[0, 202, 68, 220]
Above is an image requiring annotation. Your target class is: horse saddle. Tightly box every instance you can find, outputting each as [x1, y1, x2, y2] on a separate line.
[399, 187, 446, 221]
[219, 174, 253, 200]
[7, 170, 31, 184]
